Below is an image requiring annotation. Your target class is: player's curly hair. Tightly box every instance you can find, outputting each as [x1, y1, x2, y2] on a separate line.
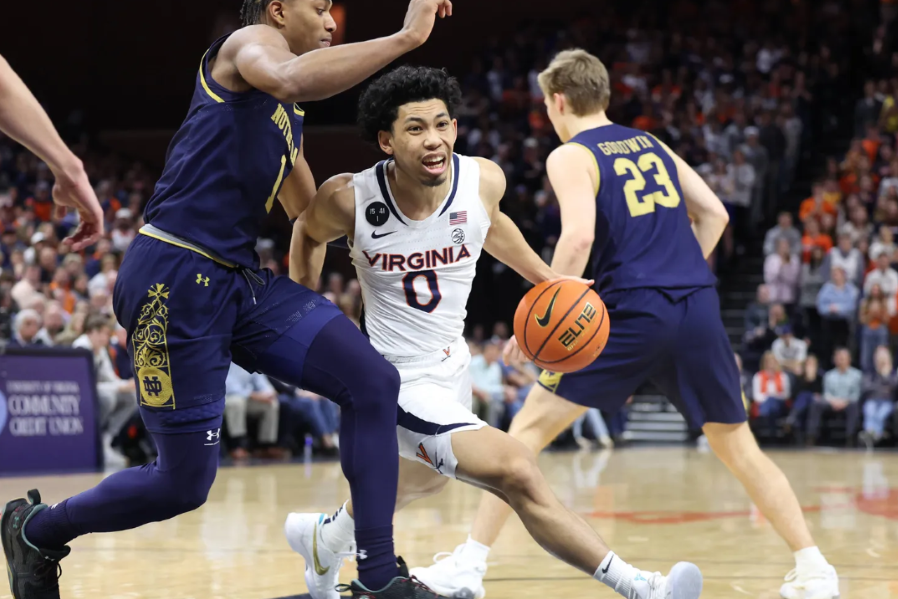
[357, 66, 463, 143]
[240, 0, 274, 26]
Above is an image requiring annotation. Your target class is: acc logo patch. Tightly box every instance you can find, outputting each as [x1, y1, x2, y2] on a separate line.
[451, 228, 465, 244]
[366, 202, 390, 227]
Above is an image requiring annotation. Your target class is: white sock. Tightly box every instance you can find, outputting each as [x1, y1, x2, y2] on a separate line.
[794, 546, 828, 574]
[320, 502, 355, 551]
[595, 551, 642, 598]
[457, 535, 490, 563]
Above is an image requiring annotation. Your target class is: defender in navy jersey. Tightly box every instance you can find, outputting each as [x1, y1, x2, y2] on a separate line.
[3, 2, 457, 599]
[412, 50, 840, 599]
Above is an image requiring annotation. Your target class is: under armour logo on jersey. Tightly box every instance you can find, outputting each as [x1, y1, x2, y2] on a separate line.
[205, 428, 221, 446]
[196, 274, 209, 287]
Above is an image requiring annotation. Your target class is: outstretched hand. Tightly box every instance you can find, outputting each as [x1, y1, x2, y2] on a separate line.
[402, 0, 453, 48]
[52, 163, 104, 252]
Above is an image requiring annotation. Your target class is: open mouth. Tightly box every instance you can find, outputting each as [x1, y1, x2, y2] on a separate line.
[422, 155, 448, 175]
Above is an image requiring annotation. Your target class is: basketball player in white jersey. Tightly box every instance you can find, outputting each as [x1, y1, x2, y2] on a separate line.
[411, 50, 839, 599]
[284, 66, 704, 599]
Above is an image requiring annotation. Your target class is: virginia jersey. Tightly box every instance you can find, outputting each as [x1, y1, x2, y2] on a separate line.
[570, 124, 715, 298]
[349, 155, 491, 357]
[143, 34, 304, 268]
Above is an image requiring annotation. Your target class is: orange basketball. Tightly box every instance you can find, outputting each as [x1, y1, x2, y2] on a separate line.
[513, 279, 610, 373]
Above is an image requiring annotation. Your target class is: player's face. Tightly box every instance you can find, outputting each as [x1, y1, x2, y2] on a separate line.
[382, 100, 458, 188]
[544, 94, 571, 142]
[281, 0, 336, 55]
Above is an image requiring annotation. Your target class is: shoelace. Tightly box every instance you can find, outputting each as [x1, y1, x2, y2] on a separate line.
[431, 551, 455, 565]
[333, 574, 437, 597]
[620, 571, 664, 599]
[32, 559, 62, 585]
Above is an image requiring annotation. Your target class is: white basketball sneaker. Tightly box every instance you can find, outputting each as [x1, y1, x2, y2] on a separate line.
[409, 544, 488, 599]
[285, 512, 353, 599]
[780, 565, 840, 599]
[624, 563, 703, 599]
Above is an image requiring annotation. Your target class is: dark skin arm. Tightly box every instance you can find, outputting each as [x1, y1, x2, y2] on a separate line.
[279, 139, 316, 219]
[213, 0, 452, 103]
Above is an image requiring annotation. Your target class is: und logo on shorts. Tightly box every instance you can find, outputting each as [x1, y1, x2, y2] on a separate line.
[133, 283, 176, 409]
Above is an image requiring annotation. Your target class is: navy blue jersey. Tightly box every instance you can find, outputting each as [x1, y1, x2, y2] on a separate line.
[144, 34, 304, 268]
[569, 124, 715, 298]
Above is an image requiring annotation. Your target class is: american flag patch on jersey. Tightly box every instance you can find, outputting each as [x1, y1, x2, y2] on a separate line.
[449, 211, 467, 225]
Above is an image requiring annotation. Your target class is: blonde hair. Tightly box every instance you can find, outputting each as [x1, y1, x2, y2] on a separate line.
[538, 49, 610, 116]
[761, 351, 781, 372]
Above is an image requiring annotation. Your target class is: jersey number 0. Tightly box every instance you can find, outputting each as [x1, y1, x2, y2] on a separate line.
[614, 152, 681, 217]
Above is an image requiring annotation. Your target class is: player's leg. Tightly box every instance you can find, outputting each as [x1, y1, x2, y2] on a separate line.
[448, 426, 702, 599]
[412, 293, 670, 597]
[466, 384, 587, 549]
[237, 271, 422, 595]
[660, 287, 838, 599]
[4, 238, 236, 599]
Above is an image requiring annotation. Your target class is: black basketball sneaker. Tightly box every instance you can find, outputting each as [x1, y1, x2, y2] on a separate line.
[2, 490, 70, 599]
[337, 557, 454, 599]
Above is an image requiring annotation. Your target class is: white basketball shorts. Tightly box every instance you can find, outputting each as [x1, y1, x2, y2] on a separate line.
[385, 336, 487, 479]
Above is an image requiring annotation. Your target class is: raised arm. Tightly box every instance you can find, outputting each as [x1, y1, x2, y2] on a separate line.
[0, 54, 103, 250]
[289, 173, 355, 288]
[228, 0, 452, 103]
[478, 158, 554, 285]
[546, 144, 598, 277]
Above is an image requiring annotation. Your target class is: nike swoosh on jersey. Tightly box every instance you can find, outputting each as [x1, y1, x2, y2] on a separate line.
[371, 231, 396, 239]
[535, 288, 561, 327]
[312, 522, 330, 575]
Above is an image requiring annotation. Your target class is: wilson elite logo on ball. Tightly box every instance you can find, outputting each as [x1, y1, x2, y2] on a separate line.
[514, 280, 610, 373]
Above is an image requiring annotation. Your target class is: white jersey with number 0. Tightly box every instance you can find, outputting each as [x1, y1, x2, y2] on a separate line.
[349, 154, 491, 357]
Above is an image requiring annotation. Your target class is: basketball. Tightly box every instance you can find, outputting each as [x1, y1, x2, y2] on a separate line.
[514, 279, 610, 373]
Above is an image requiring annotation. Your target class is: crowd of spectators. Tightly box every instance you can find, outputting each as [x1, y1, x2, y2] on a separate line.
[742, 2, 898, 449]
[3, 0, 896, 464]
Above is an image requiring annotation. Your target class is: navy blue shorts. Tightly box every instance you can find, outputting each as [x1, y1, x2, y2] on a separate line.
[113, 234, 340, 433]
[537, 286, 747, 429]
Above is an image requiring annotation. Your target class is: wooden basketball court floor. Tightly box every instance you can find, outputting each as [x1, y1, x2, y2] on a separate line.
[2, 447, 897, 599]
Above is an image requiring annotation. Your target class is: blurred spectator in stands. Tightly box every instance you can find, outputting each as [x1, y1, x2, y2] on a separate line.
[73, 314, 137, 466]
[859, 345, 897, 449]
[798, 246, 827, 344]
[772, 325, 807, 376]
[54, 310, 86, 347]
[825, 232, 865, 288]
[470, 339, 506, 428]
[856, 81, 883, 136]
[11, 263, 40, 307]
[780, 104, 803, 190]
[808, 348, 863, 447]
[800, 182, 838, 225]
[869, 226, 896, 261]
[753, 351, 792, 439]
[744, 284, 772, 336]
[801, 218, 833, 263]
[859, 284, 894, 373]
[740, 127, 769, 227]
[270, 377, 339, 456]
[764, 238, 800, 308]
[785, 354, 823, 437]
[864, 252, 898, 297]
[111, 208, 136, 252]
[728, 149, 755, 244]
[757, 110, 785, 217]
[8, 308, 42, 348]
[224, 363, 285, 460]
[764, 212, 801, 256]
[37, 300, 66, 346]
[816, 267, 859, 365]
[743, 302, 787, 372]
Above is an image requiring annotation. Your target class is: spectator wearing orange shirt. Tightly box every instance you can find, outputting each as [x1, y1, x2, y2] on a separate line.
[24, 182, 53, 223]
[800, 182, 838, 224]
[801, 218, 834, 263]
[862, 124, 883, 163]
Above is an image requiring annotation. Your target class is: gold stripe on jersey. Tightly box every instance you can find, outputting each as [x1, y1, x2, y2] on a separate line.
[199, 50, 225, 104]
